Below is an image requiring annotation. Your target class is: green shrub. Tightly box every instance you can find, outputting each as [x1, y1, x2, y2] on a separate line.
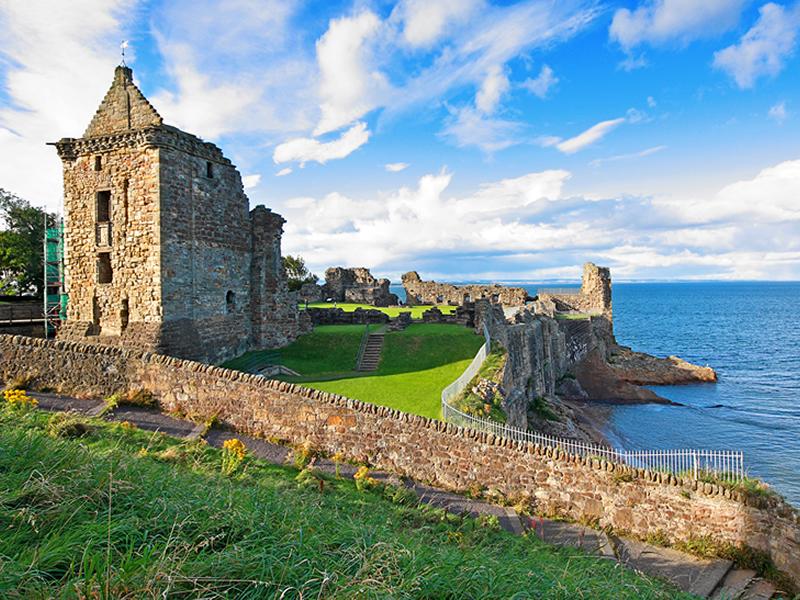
[530, 395, 559, 421]
[46, 413, 91, 439]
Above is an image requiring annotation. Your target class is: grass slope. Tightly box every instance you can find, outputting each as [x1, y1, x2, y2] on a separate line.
[222, 325, 365, 374]
[286, 324, 484, 419]
[0, 409, 687, 599]
[302, 302, 458, 319]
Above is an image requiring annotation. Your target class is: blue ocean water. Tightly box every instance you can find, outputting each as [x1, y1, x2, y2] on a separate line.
[391, 281, 800, 504]
[597, 282, 800, 505]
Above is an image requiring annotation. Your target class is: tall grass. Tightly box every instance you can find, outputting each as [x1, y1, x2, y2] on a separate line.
[0, 410, 690, 598]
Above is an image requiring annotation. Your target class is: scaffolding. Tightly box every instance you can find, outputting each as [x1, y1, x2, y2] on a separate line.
[43, 218, 67, 338]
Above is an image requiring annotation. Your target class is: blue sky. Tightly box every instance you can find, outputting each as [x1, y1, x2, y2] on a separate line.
[1, 0, 799, 282]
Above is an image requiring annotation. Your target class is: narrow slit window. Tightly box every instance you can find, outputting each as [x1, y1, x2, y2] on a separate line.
[120, 298, 129, 331]
[94, 155, 103, 171]
[97, 252, 113, 284]
[206, 161, 214, 178]
[96, 191, 111, 222]
[226, 290, 235, 313]
[122, 180, 129, 224]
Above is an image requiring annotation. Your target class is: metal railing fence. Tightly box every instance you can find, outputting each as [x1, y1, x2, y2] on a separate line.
[440, 324, 745, 483]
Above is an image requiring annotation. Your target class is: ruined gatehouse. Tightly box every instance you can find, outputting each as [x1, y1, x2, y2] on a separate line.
[50, 65, 302, 364]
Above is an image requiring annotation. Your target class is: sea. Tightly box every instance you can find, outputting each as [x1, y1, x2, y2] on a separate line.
[391, 281, 800, 504]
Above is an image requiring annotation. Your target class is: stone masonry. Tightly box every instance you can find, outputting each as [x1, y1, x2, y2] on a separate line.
[50, 65, 300, 363]
[322, 267, 398, 306]
[536, 262, 613, 340]
[402, 271, 530, 306]
[2, 332, 799, 587]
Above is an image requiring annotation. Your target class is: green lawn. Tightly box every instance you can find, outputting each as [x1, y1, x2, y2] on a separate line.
[222, 325, 365, 376]
[0, 408, 687, 598]
[301, 302, 458, 319]
[289, 324, 485, 419]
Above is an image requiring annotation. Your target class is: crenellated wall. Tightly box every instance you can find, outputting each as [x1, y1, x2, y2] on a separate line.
[2, 333, 798, 585]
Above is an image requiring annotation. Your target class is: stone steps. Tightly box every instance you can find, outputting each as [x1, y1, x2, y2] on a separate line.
[356, 332, 384, 371]
[711, 568, 777, 599]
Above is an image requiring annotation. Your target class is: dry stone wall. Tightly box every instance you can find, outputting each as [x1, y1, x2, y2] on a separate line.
[2, 332, 798, 585]
[402, 272, 530, 306]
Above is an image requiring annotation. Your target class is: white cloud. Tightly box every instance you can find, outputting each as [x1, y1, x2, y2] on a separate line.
[276, 167, 293, 177]
[655, 159, 800, 224]
[0, 0, 132, 210]
[385, 162, 410, 172]
[314, 10, 388, 136]
[273, 122, 371, 166]
[769, 101, 788, 122]
[610, 0, 747, 49]
[441, 106, 521, 152]
[618, 53, 649, 71]
[242, 174, 261, 189]
[475, 65, 510, 114]
[590, 145, 667, 167]
[149, 0, 316, 140]
[647, 96, 657, 108]
[278, 159, 800, 281]
[713, 3, 800, 89]
[555, 118, 626, 154]
[521, 64, 558, 98]
[394, 0, 481, 48]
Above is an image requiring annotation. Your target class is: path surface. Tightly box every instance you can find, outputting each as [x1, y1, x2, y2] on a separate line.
[28, 391, 779, 599]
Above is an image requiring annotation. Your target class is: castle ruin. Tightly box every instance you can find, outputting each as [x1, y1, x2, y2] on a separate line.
[401, 272, 530, 306]
[50, 65, 301, 364]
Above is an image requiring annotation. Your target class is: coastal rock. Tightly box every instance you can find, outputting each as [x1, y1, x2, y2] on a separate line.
[609, 346, 718, 385]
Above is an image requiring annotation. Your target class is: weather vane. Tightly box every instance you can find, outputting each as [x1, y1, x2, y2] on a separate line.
[120, 40, 129, 66]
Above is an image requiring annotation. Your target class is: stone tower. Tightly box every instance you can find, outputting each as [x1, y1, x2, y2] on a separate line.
[51, 65, 302, 363]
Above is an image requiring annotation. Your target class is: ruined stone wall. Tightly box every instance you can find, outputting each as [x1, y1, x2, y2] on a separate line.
[157, 136, 252, 363]
[402, 272, 530, 306]
[323, 267, 398, 306]
[2, 332, 798, 585]
[537, 263, 613, 344]
[304, 305, 473, 327]
[538, 263, 612, 317]
[250, 207, 302, 348]
[58, 136, 163, 350]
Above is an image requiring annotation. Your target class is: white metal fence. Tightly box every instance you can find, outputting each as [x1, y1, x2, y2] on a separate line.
[440, 325, 745, 483]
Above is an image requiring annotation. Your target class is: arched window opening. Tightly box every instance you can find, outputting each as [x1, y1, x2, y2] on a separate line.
[226, 290, 235, 313]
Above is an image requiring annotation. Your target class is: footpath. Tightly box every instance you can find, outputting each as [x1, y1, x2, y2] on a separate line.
[29, 391, 779, 599]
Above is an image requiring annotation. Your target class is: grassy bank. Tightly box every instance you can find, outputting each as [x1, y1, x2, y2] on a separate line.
[301, 302, 458, 319]
[0, 408, 687, 598]
[292, 324, 484, 419]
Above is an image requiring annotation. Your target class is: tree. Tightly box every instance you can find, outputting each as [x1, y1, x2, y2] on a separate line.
[0, 188, 57, 296]
[282, 255, 318, 292]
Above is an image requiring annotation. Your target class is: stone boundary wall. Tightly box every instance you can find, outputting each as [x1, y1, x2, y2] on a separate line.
[1, 333, 798, 584]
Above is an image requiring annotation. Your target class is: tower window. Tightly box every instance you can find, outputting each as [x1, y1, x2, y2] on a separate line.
[206, 161, 214, 178]
[94, 155, 103, 171]
[96, 191, 111, 222]
[226, 290, 235, 313]
[97, 252, 113, 284]
[120, 298, 129, 332]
